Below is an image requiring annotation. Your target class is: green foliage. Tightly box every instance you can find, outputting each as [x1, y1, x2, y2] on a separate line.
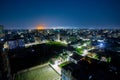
[107, 57, 111, 63]
[76, 48, 83, 54]
[46, 41, 67, 47]
[75, 46, 86, 55]
[94, 54, 99, 60]
[59, 61, 70, 68]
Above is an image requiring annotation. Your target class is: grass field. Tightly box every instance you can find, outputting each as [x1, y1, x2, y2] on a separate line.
[15, 65, 60, 80]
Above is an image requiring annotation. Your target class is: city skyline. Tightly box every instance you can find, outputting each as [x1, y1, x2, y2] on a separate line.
[0, 0, 120, 29]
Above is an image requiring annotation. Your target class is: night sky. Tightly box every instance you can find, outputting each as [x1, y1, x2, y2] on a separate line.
[0, 0, 120, 29]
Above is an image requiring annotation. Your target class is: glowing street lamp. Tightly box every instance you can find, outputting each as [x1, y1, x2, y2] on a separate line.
[82, 49, 88, 56]
[98, 42, 105, 48]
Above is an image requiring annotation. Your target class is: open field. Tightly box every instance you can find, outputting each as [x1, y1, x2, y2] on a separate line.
[15, 64, 60, 80]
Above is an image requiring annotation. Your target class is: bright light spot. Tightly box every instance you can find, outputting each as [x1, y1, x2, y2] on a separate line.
[82, 49, 88, 56]
[54, 61, 59, 66]
[36, 24, 45, 30]
[77, 46, 82, 48]
[69, 53, 73, 56]
[99, 43, 105, 48]
[62, 40, 67, 44]
[1, 38, 4, 41]
[83, 43, 87, 46]
[100, 43, 103, 46]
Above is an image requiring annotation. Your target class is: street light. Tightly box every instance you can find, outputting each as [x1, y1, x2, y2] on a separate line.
[98, 42, 105, 48]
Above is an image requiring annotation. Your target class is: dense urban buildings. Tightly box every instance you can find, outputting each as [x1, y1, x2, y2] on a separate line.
[1, 0, 120, 79]
[0, 27, 120, 80]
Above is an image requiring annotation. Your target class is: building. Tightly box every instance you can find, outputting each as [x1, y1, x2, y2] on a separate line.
[61, 57, 118, 80]
[0, 25, 5, 42]
[61, 62, 89, 80]
[0, 25, 12, 80]
[69, 53, 83, 64]
[0, 25, 4, 37]
[7, 38, 25, 49]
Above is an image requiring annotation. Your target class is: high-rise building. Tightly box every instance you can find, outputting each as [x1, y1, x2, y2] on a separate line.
[0, 25, 4, 38]
[0, 25, 12, 80]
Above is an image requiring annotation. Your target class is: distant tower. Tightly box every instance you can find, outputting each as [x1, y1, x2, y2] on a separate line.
[57, 34, 60, 41]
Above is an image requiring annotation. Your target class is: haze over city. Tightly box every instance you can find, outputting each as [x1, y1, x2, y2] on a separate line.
[0, 0, 120, 29]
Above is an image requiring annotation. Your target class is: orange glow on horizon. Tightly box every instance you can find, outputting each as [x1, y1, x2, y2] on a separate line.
[36, 24, 45, 30]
